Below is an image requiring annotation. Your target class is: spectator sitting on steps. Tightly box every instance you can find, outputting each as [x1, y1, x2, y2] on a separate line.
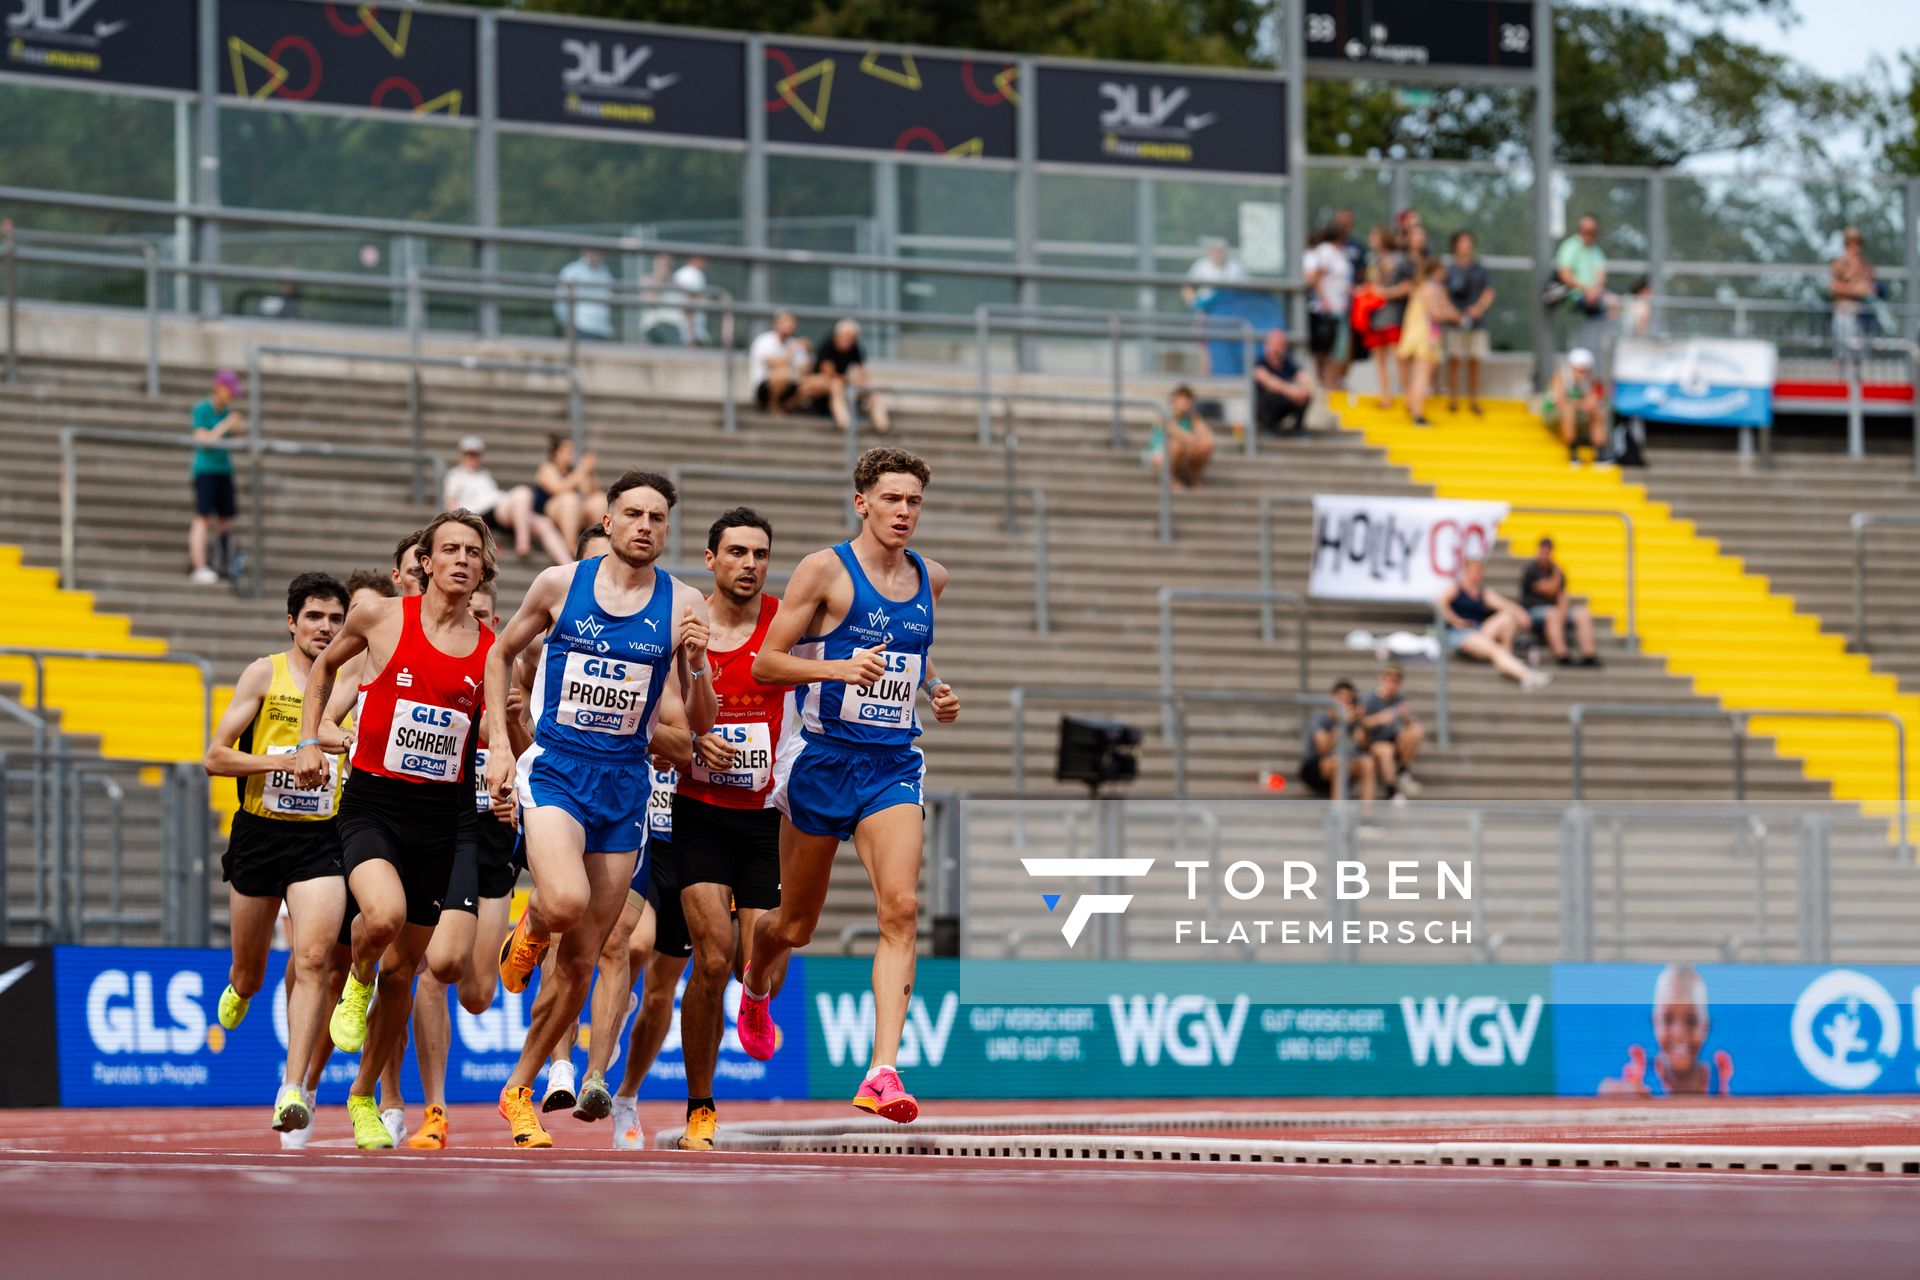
[1520, 537, 1601, 667]
[555, 248, 615, 341]
[1360, 663, 1424, 803]
[1543, 347, 1612, 466]
[1298, 679, 1378, 805]
[799, 319, 890, 433]
[1149, 385, 1217, 491]
[1252, 328, 1315, 437]
[442, 434, 570, 565]
[1438, 558, 1551, 691]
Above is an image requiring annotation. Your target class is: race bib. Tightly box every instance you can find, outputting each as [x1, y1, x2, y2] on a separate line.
[383, 698, 470, 782]
[838, 651, 921, 731]
[648, 767, 675, 838]
[260, 744, 338, 817]
[691, 722, 773, 791]
[474, 747, 492, 813]
[557, 651, 651, 736]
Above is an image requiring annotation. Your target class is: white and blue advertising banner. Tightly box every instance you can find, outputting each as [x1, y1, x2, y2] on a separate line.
[1309, 495, 1509, 604]
[1611, 336, 1777, 429]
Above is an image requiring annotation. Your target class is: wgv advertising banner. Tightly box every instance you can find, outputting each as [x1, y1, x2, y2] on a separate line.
[1552, 963, 1920, 1097]
[1309, 495, 1509, 604]
[52, 946, 806, 1108]
[1611, 336, 1777, 429]
[812, 959, 1555, 1098]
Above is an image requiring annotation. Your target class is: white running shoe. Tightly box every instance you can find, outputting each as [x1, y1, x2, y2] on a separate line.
[612, 1094, 643, 1150]
[188, 567, 220, 585]
[543, 1059, 577, 1114]
[1521, 669, 1553, 693]
[381, 1106, 407, 1147]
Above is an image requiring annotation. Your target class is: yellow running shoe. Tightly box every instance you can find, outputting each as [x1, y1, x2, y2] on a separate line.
[217, 983, 250, 1031]
[676, 1106, 717, 1151]
[270, 1083, 310, 1133]
[499, 1086, 553, 1148]
[498, 916, 549, 995]
[406, 1104, 448, 1150]
[330, 971, 374, 1053]
[348, 1094, 393, 1150]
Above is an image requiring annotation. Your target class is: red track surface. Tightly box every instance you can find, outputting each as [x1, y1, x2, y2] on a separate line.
[4, 1100, 1918, 1278]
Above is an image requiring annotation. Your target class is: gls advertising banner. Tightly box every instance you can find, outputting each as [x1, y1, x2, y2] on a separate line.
[1611, 336, 1777, 429]
[1036, 64, 1286, 175]
[53, 946, 806, 1107]
[1309, 494, 1509, 603]
[498, 20, 744, 141]
[814, 960, 1553, 1097]
[4, 0, 197, 92]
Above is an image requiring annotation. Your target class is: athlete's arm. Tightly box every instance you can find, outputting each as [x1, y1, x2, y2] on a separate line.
[504, 644, 539, 760]
[203, 658, 276, 777]
[315, 665, 360, 754]
[292, 601, 377, 788]
[751, 550, 884, 689]
[483, 567, 568, 802]
[916, 557, 960, 724]
[674, 578, 718, 735]
[647, 678, 696, 774]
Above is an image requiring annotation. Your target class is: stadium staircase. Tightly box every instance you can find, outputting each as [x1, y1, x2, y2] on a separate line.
[1, 326, 1915, 961]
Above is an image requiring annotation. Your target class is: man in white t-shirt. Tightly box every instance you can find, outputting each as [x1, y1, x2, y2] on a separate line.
[671, 255, 711, 345]
[1181, 238, 1249, 308]
[1303, 226, 1355, 389]
[749, 310, 812, 414]
[441, 435, 569, 564]
[554, 250, 615, 341]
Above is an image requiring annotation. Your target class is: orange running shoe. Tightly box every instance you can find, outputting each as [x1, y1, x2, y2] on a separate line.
[498, 915, 549, 995]
[406, 1104, 448, 1150]
[499, 1085, 553, 1148]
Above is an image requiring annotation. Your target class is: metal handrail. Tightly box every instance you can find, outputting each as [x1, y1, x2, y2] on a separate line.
[1568, 702, 1908, 857]
[1156, 587, 1311, 741]
[665, 463, 1052, 633]
[975, 303, 1262, 456]
[248, 339, 579, 515]
[2, 229, 160, 396]
[58, 425, 444, 601]
[1850, 511, 1920, 651]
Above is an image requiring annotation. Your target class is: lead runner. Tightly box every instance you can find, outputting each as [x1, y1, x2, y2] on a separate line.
[738, 447, 959, 1123]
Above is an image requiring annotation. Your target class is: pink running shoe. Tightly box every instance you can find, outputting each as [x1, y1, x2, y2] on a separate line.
[735, 974, 778, 1062]
[851, 1068, 919, 1124]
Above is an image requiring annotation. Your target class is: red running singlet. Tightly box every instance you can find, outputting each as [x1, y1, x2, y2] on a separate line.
[350, 594, 494, 785]
[676, 595, 797, 812]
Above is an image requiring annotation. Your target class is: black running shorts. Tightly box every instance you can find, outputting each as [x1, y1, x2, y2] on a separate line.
[337, 772, 475, 928]
[221, 810, 341, 899]
[670, 794, 781, 912]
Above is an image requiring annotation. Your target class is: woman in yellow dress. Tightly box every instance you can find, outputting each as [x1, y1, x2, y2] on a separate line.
[1396, 257, 1458, 426]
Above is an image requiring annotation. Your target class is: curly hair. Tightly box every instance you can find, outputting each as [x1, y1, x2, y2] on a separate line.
[416, 509, 498, 586]
[853, 446, 930, 494]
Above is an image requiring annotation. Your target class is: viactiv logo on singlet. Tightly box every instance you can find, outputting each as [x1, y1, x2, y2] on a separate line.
[260, 744, 337, 816]
[692, 722, 773, 790]
[558, 652, 651, 735]
[838, 651, 921, 729]
[385, 699, 469, 781]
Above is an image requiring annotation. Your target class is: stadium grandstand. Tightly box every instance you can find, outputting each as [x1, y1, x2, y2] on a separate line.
[3, 0, 1920, 1272]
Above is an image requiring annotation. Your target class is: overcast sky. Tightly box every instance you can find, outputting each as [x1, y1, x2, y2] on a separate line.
[1703, 0, 1920, 80]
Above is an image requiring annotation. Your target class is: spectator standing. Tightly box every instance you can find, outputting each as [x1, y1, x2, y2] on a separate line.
[1542, 347, 1611, 465]
[1554, 213, 1610, 357]
[1304, 226, 1355, 389]
[639, 253, 690, 346]
[1443, 230, 1496, 414]
[1519, 537, 1601, 667]
[1331, 209, 1370, 360]
[1298, 680, 1378, 803]
[1360, 663, 1424, 801]
[749, 310, 812, 413]
[1830, 226, 1876, 355]
[1622, 276, 1655, 338]
[531, 433, 606, 554]
[800, 319, 890, 432]
[1252, 329, 1316, 437]
[555, 248, 616, 341]
[1396, 257, 1457, 426]
[1404, 222, 1432, 270]
[441, 434, 569, 565]
[1363, 225, 1414, 409]
[187, 369, 243, 585]
[1437, 558, 1550, 691]
[1149, 385, 1217, 490]
[671, 254, 712, 345]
